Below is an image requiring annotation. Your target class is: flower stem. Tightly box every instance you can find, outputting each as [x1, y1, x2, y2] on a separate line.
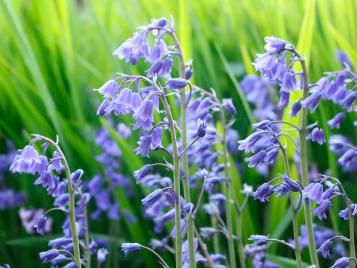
[298, 57, 320, 267]
[159, 96, 182, 268]
[141, 246, 170, 268]
[34, 136, 82, 267]
[219, 107, 237, 268]
[280, 146, 303, 268]
[173, 29, 196, 268]
[235, 211, 246, 268]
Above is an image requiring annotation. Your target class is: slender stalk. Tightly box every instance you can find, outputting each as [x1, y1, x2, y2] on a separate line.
[235, 212, 246, 268]
[83, 206, 91, 268]
[33, 136, 82, 267]
[141, 246, 170, 268]
[219, 108, 237, 268]
[280, 146, 303, 268]
[193, 224, 215, 268]
[330, 177, 356, 266]
[159, 96, 182, 268]
[172, 30, 196, 268]
[298, 56, 320, 267]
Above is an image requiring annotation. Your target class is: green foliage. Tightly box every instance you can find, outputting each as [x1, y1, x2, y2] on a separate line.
[0, 0, 356, 266]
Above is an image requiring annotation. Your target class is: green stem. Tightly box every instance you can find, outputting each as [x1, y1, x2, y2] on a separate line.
[141, 246, 170, 268]
[280, 147, 303, 268]
[35, 136, 82, 267]
[236, 212, 246, 268]
[160, 96, 182, 268]
[83, 206, 91, 268]
[298, 57, 320, 267]
[220, 108, 237, 268]
[173, 29, 196, 268]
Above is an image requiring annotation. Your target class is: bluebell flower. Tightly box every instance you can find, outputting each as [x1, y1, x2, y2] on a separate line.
[303, 182, 323, 204]
[97, 248, 108, 263]
[196, 119, 207, 138]
[317, 239, 332, 258]
[34, 215, 47, 235]
[70, 169, 84, 184]
[338, 204, 357, 220]
[200, 227, 217, 239]
[336, 50, 352, 68]
[290, 100, 302, 117]
[282, 174, 301, 192]
[264, 37, 289, 53]
[222, 98, 236, 114]
[39, 249, 60, 264]
[141, 189, 164, 207]
[96, 79, 119, 99]
[134, 165, 152, 181]
[328, 112, 345, 129]
[249, 234, 269, 246]
[253, 183, 274, 202]
[245, 150, 266, 168]
[151, 127, 162, 148]
[166, 78, 189, 89]
[10, 145, 44, 174]
[263, 147, 279, 165]
[49, 237, 72, 248]
[135, 135, 153, 157]
[338, 148, 357, 168]
[301, 92, 322, 112]
[313, 199, 332, 220]
[331, 257, 351, 268]
[306, 127, 325, 144]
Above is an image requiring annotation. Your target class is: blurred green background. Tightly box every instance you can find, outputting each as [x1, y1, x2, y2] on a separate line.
[0, 0, 356, 267]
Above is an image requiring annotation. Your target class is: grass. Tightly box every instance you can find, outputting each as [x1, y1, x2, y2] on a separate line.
[0, 0, 356, 266]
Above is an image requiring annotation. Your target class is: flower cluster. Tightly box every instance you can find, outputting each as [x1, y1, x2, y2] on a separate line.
[10, 136, 108, 267]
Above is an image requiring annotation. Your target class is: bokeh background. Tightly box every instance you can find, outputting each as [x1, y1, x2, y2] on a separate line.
[0, 0, 356, 267]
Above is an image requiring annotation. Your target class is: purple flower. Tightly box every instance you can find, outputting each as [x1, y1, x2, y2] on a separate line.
[306, 127, 325, 144]
[134, 165, 152, 181]
[253, 183, 274, 202]
[141, 189, 164, 207]
[222, 98, 236, 114]
[245, 150, 266, 168]
[200, 227, 217, 239]
[264, 37, 289, 53]
[313, 199, 332, 220]
[238, 132, 264, 153]
[34, 215, 47, 235]
[151, 127, 162, 148]
[196, 119, 207, 138]
[71, 169, 84, 184]
[249, 234, 269, 246]
[10, 145, 44, 174]
[121, 243, 142, 255]
[336, 50, 352, 68]
[302, 92, 321, 112]
[328, 112, 345, 129]
[135, 135, 153, 157]
[339, 204, 357, 220]
[39, 249, 59, 264]
[290, 100, 302, 117]
[317, 239, 332, 258]
[331, 257, 351, 268]
[279, 89, 290, 107]
[166, 78, 189, 89]
[303, 182, 323, 203]
[338, 149, 357, 168]
[97, 248, 108, 263]
[282, 175, 301, 192]
[96, 79, 119, 99]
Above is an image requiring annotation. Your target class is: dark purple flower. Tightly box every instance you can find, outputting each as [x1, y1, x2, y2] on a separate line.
[279, 89, 290, 107]
[306, 127, 325, 144]
[71, 169, 84, 184]
[313, 199, 332, 220]
[34, 215, 47, 235]
[121, 243, 142, 255]
[246, 150, 266, 168]
[249, 234, 269, 246]
[290, 100, 302, 117]
[141, 189, 164, 207]
[328, 112, 345, 129]
[39, 249, 59, 264]
[151, 127, 162, 148]
[166, 78, 189, 89]
[282, 175, 301, 192]
[263, 147, 279, 165]
[196, 119, 207, 138]
[134, 165, 152, 181]
[253, 183, 274, 202]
